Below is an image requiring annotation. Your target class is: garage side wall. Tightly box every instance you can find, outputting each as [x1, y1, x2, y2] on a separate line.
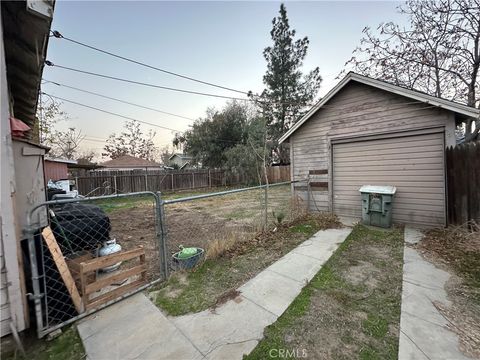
[290, 82, 455, 216]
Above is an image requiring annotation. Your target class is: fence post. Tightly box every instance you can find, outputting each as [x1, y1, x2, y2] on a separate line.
[307, 178, 311, 212]
[192, 172, 195, 189]
[156, 192, 169, 280]
[171, 173, 174, 191]
[264, 184, 268, 231]
[208, 169, 211, 188]
[113, 175, 117, 194]
[25, 225, 45, 338]
[144, 173, 148, 191]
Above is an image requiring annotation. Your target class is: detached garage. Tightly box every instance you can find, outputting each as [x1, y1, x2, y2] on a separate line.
[280, 73, 479, 228]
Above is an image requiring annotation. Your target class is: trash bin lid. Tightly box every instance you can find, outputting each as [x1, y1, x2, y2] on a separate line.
[359, 185, 397, 195]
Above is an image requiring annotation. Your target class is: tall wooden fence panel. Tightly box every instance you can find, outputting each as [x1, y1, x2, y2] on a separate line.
[446, 142, 480, 225]
[72, 166, 290, 196]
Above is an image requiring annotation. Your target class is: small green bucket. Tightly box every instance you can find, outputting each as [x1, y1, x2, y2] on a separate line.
[172, 246, 204, 269]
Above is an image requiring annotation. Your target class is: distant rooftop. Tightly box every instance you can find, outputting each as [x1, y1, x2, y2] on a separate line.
[101, 155, 161, 168]
[169, 153, 193, 161]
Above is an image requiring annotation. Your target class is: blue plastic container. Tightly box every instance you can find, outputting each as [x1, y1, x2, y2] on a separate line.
[172, 247, 204, 269]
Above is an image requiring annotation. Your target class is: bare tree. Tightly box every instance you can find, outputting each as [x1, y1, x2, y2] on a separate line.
[36, 97, 69, 145]
[53, 127, 85, 160]
[103, 120, 158, 160]
[36, 97, 86, 158]
[345, 0, 480, 140]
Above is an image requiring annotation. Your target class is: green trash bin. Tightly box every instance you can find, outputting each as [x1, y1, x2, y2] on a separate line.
[359, 185, 397, 228]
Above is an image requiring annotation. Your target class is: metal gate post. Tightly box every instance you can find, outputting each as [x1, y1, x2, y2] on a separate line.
[307, 177, 311, 212]
[25, 226, 45, 338]
[156, 192, 169, 280]
[264, 185, 268, 231]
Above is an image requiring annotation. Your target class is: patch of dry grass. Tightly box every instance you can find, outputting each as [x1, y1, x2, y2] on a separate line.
[206, 231, 247, 260]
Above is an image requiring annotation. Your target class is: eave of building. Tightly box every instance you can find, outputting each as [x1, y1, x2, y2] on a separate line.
[2, 1, 55, 139]
[279, 72, 480, 144]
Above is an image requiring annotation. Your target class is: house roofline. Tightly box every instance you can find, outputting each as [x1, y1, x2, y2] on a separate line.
[45, 157, 78, 165]
[279, 72, 480, 144]
[169, 153, 192, 160]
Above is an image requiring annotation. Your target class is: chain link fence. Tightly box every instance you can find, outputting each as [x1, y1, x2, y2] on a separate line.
[26, 192, 167, 338]
[162, 181, 308, 270]
[26, 181, 307, 338]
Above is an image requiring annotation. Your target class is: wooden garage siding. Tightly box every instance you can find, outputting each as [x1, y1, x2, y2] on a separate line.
[332, 131, 445, 227]
[290, 81, 455, 213]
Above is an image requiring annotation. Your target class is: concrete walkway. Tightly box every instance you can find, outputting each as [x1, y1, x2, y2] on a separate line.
[77, 227, 352, 360]
[399, 227, 469, 360]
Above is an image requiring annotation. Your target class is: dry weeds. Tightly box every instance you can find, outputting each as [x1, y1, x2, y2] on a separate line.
[415, 221, 480, 359]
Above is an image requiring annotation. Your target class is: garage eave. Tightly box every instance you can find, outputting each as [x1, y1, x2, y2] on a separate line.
[279, 72, 480, 144]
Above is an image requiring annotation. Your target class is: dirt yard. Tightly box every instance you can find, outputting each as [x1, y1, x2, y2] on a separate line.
[103, 185, 300, 280]
[247, 224, 404, 360]
[150, 213, 343, 316]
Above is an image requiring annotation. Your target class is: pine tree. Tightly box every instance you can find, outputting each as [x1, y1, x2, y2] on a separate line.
[260, 3, 322, 164]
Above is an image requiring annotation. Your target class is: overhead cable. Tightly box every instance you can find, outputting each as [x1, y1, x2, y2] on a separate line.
[50, 30, 249, 95]
[43, 79, 195, 121]
[45, 61, 250, 101]
[42, 92, 183, 133]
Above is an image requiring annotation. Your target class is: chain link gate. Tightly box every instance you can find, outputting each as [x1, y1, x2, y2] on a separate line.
[26, 192, 168, 338]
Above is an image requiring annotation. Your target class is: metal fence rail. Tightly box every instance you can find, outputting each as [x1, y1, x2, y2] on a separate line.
[27, 180, 307, 338]
[26, 192, 168, 338]
[161, 180, 308, 271]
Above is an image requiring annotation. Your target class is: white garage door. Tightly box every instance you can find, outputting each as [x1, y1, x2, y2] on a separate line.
[332, 131, 445, 227]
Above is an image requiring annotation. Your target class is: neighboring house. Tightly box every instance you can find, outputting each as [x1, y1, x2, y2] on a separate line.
[100, 155, 162, 171]
[280, 72, 479, 228]
[1, 1, 55, 337]
[44, 158, 77, 181]
[169, 153, 193, 169]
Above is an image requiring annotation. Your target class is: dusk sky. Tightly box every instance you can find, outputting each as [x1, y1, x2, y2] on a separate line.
[42, 1, 406, 156]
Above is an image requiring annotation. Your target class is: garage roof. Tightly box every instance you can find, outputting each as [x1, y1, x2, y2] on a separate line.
[279, 72, 480, 144]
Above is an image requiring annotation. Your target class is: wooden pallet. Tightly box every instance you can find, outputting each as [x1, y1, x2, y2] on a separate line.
[78, 246, 147, 311]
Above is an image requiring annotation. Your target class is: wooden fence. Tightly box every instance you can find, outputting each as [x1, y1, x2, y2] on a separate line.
[446, 142, 480, 225]
[72, 166, 290, 196]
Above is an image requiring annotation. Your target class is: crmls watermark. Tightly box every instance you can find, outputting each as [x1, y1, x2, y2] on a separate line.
[269, 348, 308, 358]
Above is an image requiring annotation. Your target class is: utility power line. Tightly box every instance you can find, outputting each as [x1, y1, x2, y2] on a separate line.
[83, 137, 107, 144]
[43, 79, 195, 121]
[45, 61, 250, 101]
[42, 92, 183, 133]
[42, 93, 245, 145]
[44, 61, 313, 107]
[50, 30, 249, 95]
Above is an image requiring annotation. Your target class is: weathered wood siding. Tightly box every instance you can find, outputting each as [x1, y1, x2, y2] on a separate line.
[44, 160, 69, 181]
[290, 81, 455, 225]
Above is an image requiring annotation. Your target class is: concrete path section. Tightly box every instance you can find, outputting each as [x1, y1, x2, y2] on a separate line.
[77, 227, 351, 360]
[77, 293, 204, 360]
[173, 228, 352, 359]
[399, 227, 469, 360]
